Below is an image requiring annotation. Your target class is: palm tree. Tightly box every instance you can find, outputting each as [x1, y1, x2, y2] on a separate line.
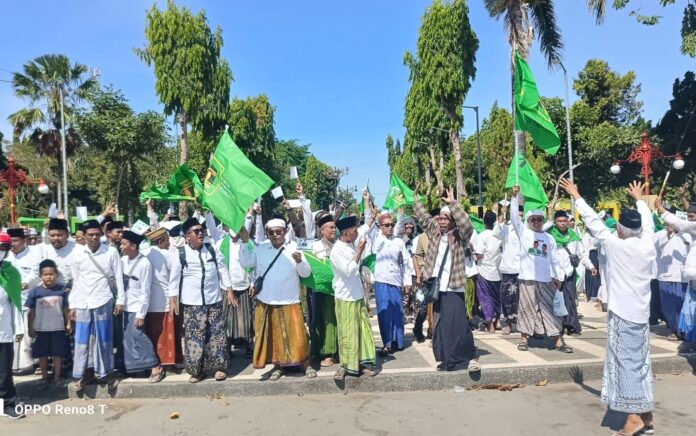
[8, 54, 99, 158]
[483, 0, 605, 156]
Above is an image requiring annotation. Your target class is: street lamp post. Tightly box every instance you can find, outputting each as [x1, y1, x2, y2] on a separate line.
[325, 166, 349, 204]
[557, 62, 575, 215]
[463, 105, 483, 212]
[0, 155, 50, 224]
[610, 132, 685, 195]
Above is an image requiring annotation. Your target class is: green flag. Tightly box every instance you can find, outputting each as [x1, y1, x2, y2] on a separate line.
[300, 252, 334, 295]
[505, 152, 548, 213]
[219, 235, 254, 273]
[383, 173, 421, 211]
[514, 51, 561, 155]
[201, 131, 274, 232]
[469, 213, 484, 233]
[361, 253, 376, 274]
[652, 212, 664, 232]
[139, 164, 203, 203]
[0, 261, 22, 310]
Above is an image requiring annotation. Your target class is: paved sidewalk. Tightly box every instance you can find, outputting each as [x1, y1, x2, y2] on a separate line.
[14, 301, 696, 399]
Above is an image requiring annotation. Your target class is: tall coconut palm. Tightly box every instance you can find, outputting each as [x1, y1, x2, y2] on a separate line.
[8, 54, 99, 158]
[483, 0, 606, 156]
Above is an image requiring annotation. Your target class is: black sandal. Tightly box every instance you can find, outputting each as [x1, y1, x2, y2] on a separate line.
[517, 342, 529, 351]
[555, 344, 574, 353]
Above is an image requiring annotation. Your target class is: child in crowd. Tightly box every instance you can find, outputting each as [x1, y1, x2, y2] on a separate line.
[25, 259, 71, 387]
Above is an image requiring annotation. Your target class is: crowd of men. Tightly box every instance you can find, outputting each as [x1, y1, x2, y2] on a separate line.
[0, 179, 695, 435]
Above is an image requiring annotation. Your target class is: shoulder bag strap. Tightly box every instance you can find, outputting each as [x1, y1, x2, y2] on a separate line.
[85, 249, 114, 295]
[436, 244, 450, 280]
[261, 246, 285, 280]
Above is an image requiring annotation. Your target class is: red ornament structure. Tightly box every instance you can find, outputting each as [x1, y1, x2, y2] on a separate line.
[611, 132, 684, 195]
[0, 155, 48, 224]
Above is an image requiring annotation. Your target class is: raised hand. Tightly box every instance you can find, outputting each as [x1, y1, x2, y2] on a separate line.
[441, 186, 455, 204]
[654, 196, 666, 213]
[296, 182, 304, 197]
[625, 181, 645, 201]
[56, 210, 66, 220]
[559, 178, 581, 199]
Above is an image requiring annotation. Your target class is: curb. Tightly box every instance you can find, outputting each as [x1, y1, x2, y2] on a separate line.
[17, 354, 696, 400]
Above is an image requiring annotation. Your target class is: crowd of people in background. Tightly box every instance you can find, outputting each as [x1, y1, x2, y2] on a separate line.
[1, 178, 695, 436]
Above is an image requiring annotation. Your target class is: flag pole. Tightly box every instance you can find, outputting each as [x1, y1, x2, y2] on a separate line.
[658, 170, 671, 199]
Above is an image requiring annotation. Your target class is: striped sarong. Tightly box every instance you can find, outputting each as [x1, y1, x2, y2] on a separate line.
[601, 311, 654, 413]
[122, 311, 158, 373]
[182, 302, 228, 376]
[335, 298, 375, 375]
[224, 289, 254, 347]
[517, 280, 562, 337]
[145, 312, 182, 366]
[253, 301, 309, 369]
[72, 300, 114, 378]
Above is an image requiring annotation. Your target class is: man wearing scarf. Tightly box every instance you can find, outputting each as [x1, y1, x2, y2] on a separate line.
[548, 210, 596, 335]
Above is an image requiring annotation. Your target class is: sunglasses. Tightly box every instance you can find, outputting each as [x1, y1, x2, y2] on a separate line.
[529, 217, 544, 223]
[269, 229, 285, 236]
[381, 223, 395, 228]
[187, 228, 204, 235]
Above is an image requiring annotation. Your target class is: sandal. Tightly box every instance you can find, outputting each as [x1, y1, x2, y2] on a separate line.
[467, 360, 481, 373]
[305, 368, 318, 379]
[334, 367, 347, 381]
[320, 357, 335, 367]
[667, 333, 679, 341]
[214, 371, 227, 381]
[556, 344, 574, 354]
[269, 369, 284, 381]
[361, 366, 378, 377]
[188, 374, 205, 383]
[517, 342, 529, 351]
[641, 425, 654, 435]
[377, 347, 392, 357]
[149, 370, 165, 384]
[501, 326, 511, 335]
[71, 378, 87, 393]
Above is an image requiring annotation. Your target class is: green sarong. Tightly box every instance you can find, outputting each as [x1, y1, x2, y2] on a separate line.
[335, 298, 376, 375]
[309, 292, 338, 359]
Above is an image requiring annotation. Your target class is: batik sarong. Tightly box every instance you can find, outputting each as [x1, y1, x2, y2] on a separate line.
[601, 311, 654, 414]
[122, 311, 158, 373]
[182, 302, 228, 376]
[374, 282, 404, 350]
[253, 301, 309, 369]
[224, 289, 254, 347]
[476, 276, 501, 322]
[432, 291, 477, 371]
[335, 298, 376, 375]
[309, 291, 338, 360]
[145, 312, 182, 365]
[517, 280, 563, 337]
[500, 273, 519, 321]
[72, 300, 114, 378]
[658, 281, 687, 332]
[678, 286, 696, 342]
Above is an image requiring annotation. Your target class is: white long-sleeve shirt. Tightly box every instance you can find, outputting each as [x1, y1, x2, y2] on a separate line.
[8, 247, 40, 291]
[41, 241, 77, 287]
[239, 240, 311, 305]
[146, 246, 174, 312]
[682, 245, 696, 288]
[119, 254, 152, 319]
[549, 231, 594, 278]
[474, 229, 502, 282]
[510, 196, 563, 283]
[366, 227, 412, 288]
[215, 237, 252, 291]
[576, 198, 656, 324]
[167, 243, 232, 306]
[0, 283, 24, 343]
[330, 240, 364, 301]
[493, 222, 521, 275]
[70, 244, 124, 310]
[661, 211, 696, 239]
[654, 229, 691, 282]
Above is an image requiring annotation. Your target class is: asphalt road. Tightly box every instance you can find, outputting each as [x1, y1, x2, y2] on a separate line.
[4, 374, 694, 435]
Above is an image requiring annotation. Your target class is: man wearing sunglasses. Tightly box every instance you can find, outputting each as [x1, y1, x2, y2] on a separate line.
[168, 218, 236, 383]
[510, 186, 572, 354]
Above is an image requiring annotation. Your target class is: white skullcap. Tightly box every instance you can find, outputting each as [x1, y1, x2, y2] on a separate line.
[266, 218, 286, 229]
[229, 229, 238, 238]
[440, 206, 451, 216]
[160, 220, 181, 231]
[26, 228, 38, 236]
[525, 210, 545, 220]
[379, 210, 391, 216]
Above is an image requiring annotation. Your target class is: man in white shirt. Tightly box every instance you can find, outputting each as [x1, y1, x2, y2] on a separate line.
[7, 227, 40, 374]
[168, 218, 236, 383]
[0, 231, 26, 419]
[41, 218, 77, 289]
[69, 219, 123, 392]
[239, 218, 315, 381]
[144, 227, 181, 378]
[366, 211, 412, 355]
[562, 179, 656, 436]
[654, 223, 691, 340]
[116, 231, 159, 380]
[474, 211, 503, 333]
[492, 205, 523, 335]
[330, 216, 377, 380]
[510, 187, 570, 354]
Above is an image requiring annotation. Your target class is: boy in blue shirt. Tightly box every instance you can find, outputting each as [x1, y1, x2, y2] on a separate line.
[25, 259, 70, 386]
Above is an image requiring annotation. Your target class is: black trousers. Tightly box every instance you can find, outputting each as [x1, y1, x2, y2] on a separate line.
[413, 300, 428, 337]
[0, 342, 17, 406]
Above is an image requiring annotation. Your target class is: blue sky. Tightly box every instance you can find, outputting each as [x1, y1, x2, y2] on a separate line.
[0, 0, 692, 204]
